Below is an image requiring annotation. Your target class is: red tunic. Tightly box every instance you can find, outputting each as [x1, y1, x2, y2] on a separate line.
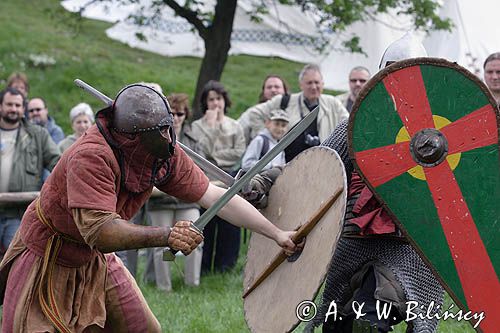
[347, 171, 396, 235]
[19, 124, 209, 265]
[0, 124, 209, 332]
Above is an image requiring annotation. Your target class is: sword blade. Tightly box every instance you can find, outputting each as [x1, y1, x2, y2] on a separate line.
[75, 79, 113, 106]
[179, 144, 235, 187]
[74, 79, 235, 187]
[164, 106, 320, 261]
[193, 106, 320, 231]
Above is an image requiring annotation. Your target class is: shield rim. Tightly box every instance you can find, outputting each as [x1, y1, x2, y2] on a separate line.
[347, 57, 500, 317]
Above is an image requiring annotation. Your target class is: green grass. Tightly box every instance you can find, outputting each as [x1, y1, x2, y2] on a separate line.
[138, 239, 475, 333]
[0, 1, 478, 332]
[138, 241, 252, 333]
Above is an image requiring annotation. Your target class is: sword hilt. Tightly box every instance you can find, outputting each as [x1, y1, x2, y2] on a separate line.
[162, 223, 203, 261]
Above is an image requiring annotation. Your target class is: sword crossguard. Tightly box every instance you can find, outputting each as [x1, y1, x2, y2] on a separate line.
[163, 248, 177, 261]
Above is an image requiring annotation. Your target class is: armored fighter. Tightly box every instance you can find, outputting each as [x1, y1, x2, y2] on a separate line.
[249, 33, 445, 333]
[317, 33, 446, 332]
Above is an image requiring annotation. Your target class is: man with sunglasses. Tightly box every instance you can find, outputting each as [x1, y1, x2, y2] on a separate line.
[27, 97, 65, 144]
[337, 66, 371, 113]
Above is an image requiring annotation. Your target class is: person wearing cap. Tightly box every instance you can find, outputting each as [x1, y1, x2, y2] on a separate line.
[58, 103, 95, 153]
[241, 109, 289, 171]
[0, 83, 299, 332]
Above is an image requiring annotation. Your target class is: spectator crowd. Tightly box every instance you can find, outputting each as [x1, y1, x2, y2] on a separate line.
[1, 51, 498, 298]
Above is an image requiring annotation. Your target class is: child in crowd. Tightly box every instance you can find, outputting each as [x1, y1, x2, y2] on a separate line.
[241, 109, 289, 171]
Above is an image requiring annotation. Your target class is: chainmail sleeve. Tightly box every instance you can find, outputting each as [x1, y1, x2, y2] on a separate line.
[320, 119, 353, 180]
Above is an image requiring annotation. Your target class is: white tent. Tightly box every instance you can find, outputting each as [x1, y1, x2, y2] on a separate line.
[423, 0, 497, 77]
[62, 0, 500, 90]
[61, 0, 327, 60]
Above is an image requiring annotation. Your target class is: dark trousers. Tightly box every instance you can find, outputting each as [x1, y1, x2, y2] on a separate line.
[322, 268, 403, 333]
[201, 212, 241, 273]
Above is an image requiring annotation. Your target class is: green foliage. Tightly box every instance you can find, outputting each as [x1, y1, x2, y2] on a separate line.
[138, 240, 253, 332]
[342, 36, 364, 55]
[0, 0, 303, 132]
[304, 0, 451, 32]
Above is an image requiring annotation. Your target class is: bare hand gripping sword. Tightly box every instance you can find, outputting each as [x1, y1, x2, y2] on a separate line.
[73, 79, 319, 261]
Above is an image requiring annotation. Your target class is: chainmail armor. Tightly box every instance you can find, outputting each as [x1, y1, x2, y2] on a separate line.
[315, 237, 444, 332]
[312, 119, 444, 332]
[320, 119, 353, 180]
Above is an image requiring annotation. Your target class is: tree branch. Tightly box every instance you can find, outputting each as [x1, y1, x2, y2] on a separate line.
[162, 0, 208, 39]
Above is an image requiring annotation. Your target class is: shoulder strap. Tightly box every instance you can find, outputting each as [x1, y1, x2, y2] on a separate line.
[280, 94, 291, 110]
[258, 134, 270, 159]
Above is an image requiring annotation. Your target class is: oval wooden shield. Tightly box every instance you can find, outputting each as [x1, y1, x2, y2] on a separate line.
[349, 58, 500, 332]
[243, 147, 347, 333]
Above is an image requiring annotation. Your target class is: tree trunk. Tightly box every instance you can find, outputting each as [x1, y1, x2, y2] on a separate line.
[191, 0, 238, 119]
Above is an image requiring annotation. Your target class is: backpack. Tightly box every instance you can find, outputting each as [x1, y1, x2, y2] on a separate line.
[280, 94, 291, 110]
[258, 134, 270, 159]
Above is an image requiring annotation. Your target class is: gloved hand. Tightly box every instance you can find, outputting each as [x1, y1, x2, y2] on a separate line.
[241, 166, 283, 208]
[167, 220, 204, 255]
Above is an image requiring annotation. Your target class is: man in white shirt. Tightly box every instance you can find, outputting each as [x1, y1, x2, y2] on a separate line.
[0, 88, 60, 251]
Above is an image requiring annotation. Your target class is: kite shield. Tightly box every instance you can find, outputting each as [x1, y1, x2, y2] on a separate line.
[243, 146, 347, 333]
[349, 58, 500, 332]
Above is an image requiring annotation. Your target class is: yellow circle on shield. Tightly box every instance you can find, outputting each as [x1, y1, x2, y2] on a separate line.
[395, 115, 461, 180]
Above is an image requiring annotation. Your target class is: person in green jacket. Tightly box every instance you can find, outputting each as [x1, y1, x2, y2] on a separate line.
[0, 87, 60, 250]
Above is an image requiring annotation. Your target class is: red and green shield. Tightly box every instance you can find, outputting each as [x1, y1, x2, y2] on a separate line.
[349, 58, 499, 332]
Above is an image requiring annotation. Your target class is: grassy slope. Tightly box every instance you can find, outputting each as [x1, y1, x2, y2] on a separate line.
[0, 0, 304, 132]
[0, 1, 475, 332]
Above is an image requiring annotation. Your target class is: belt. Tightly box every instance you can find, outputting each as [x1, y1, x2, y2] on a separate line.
[35, 199, 83, 333]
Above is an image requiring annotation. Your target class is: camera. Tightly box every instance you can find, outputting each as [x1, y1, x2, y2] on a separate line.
[304, 133, 320, 146]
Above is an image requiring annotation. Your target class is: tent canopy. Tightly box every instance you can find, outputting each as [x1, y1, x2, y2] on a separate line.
[62, 0, 499, 91]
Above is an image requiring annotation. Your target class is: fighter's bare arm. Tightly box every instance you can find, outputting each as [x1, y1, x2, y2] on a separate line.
[74, 208, 201, 254]
[197, 183, 297, 254]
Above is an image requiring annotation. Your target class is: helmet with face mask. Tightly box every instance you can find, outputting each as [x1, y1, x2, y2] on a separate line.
[379, 32, 428, 69]
[112, 84, 176, 159]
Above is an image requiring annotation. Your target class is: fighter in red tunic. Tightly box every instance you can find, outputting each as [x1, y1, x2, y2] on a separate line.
[0, 84, 297, 332]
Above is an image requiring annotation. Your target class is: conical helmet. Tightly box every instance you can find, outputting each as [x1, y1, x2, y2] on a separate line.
[379, 32, 428, 69]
